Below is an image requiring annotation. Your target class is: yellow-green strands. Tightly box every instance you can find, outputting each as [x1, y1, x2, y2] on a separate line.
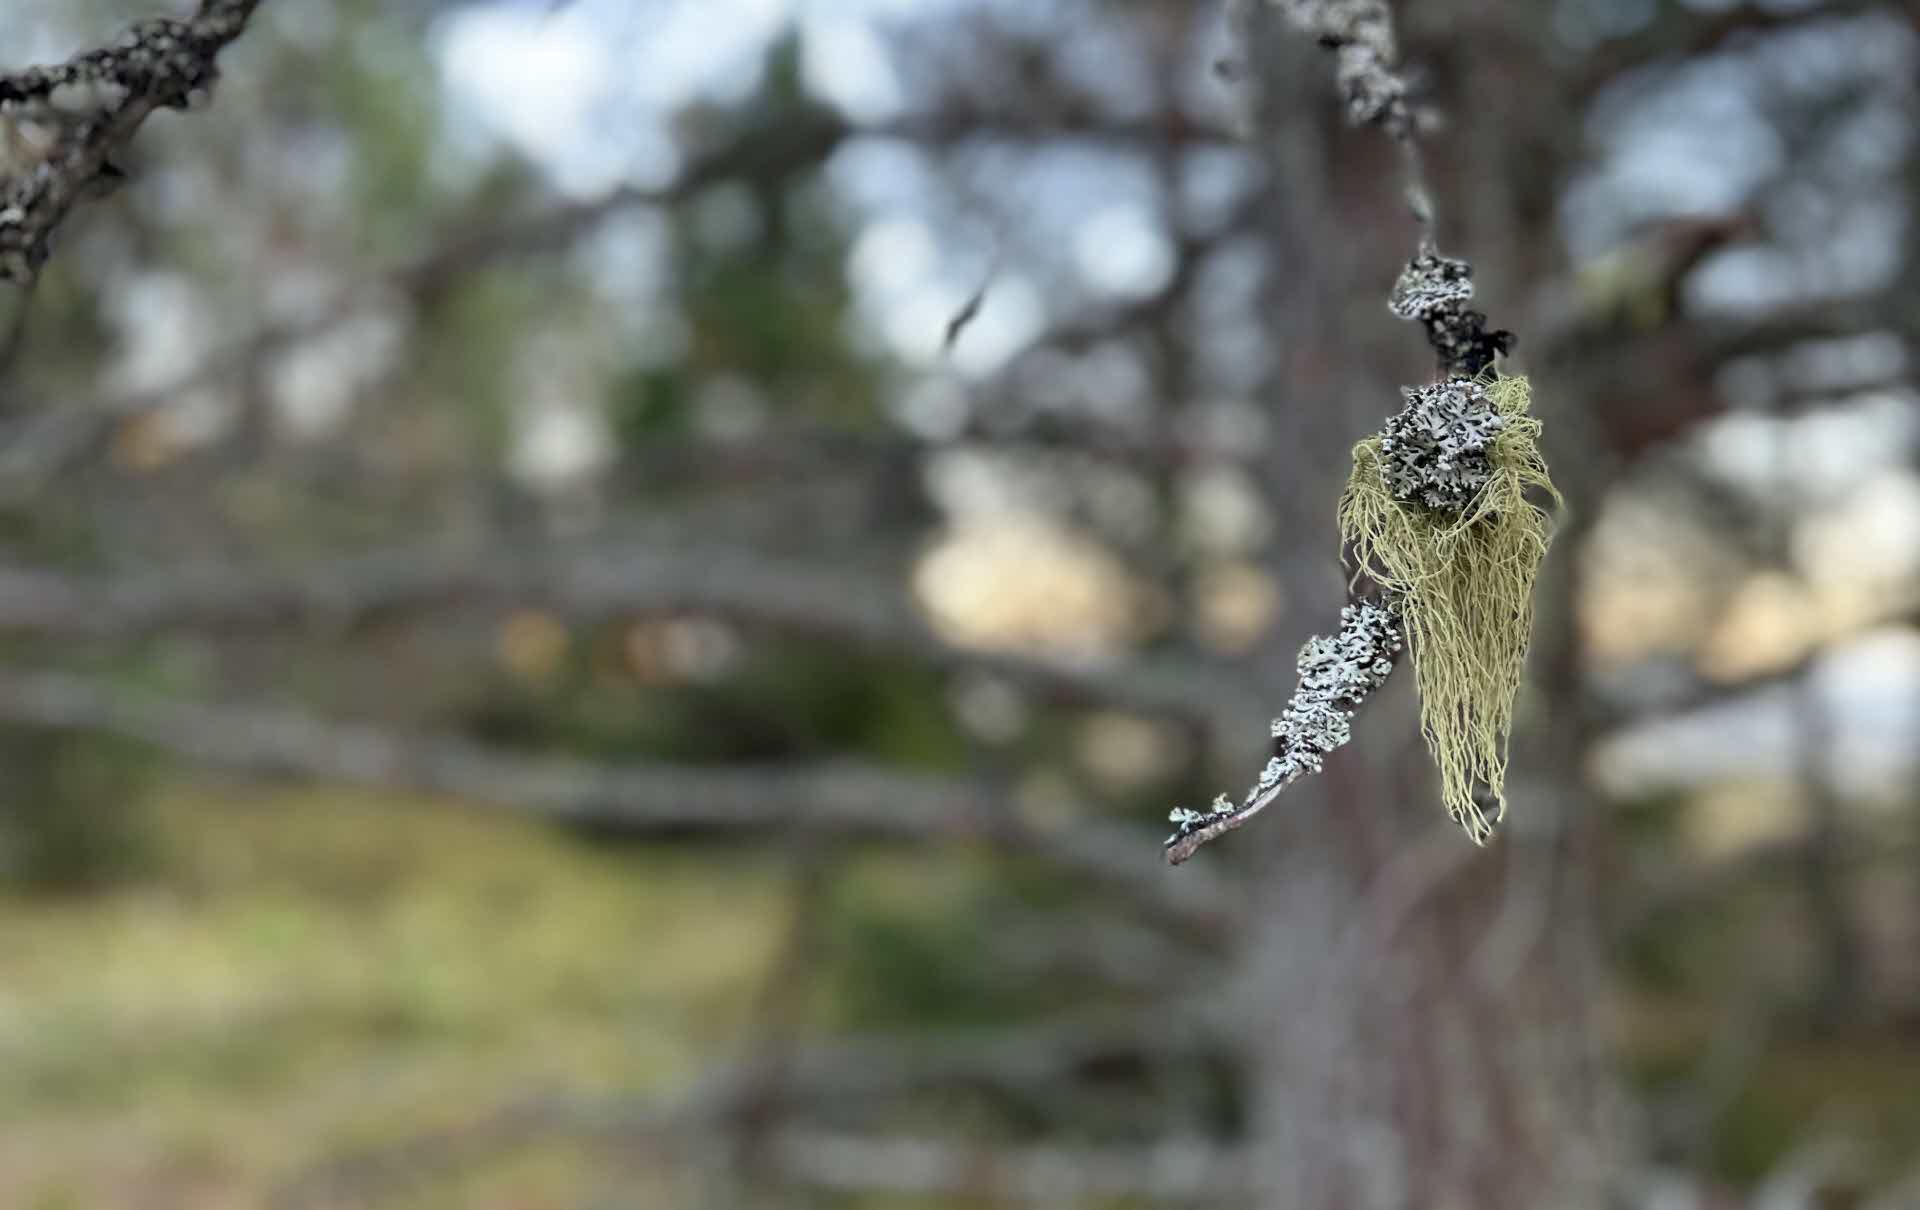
[1337, 375, 1559, 842]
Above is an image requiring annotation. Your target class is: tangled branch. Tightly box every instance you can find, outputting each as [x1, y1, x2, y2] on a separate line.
[0, 0, 262, 282]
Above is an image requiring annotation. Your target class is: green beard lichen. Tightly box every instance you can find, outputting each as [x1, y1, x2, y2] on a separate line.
[1336, 375, 1559, 842]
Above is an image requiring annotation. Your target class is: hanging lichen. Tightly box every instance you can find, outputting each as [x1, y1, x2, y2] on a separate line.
[1163, 5, 1558, 865]
[1337, 374, 1558, 842]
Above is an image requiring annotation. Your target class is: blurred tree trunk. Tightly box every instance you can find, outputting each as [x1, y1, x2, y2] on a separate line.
[1228, 7, 1618, 1206]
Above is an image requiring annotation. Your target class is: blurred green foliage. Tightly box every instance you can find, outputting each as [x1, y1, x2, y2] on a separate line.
[0, 733, 154, 890]
[0, 785, 787, 1205]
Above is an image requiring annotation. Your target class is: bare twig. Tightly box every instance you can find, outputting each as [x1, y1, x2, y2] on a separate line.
[942, 281, 987, 352]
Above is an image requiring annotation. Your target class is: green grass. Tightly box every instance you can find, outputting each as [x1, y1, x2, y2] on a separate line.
[1714, 1043, 1920, 1186]
[0, 783, 789, 1207]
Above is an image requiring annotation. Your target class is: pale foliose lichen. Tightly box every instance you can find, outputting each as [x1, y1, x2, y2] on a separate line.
[1165, 598, 1402, 847]
[1388, 251, 1475, 322]
[1270, 0, 1410, 133]
[0, 1, 260, 281]
[1387, 249, 1514, 376]
[1377, 377, 1507, 511]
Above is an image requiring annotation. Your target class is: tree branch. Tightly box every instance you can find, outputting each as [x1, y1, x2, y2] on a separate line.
[0, 666, 1237, 926]
[763, 1131, 1255, 1202]
[0, 541, 1261, 727]
[1571, 0, 1906, 100]
[0, 101, 1237, 487]
[278, 1011, 1242, 1206]
[0, 0, 263, 281]
[0, 106, 849, 483]
[1164, 596, 1404, 864]
[1171, 2, 1548, 863]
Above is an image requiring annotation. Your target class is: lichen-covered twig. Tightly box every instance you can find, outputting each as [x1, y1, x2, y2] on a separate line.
[1270, 1, 1408, 132]
[1165, 1, 1554, 863]
[1272, 2, 1514, 376]
[1165, 598, 1404, 864]
[0, 0, 263, 282]
[1389, 249, 1513, 377]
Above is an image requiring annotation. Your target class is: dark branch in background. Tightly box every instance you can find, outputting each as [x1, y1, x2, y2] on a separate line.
[0, 666, 1238, 929]
[280, 1011, 1243, 1206]
[758, 1131, 1255, 1203]
[1166, 0, 1525, 863]
[1570, 0, 1915, 99]
[0, 104, 1228, 490]
[0, 542, 1266, 727]
[943, 279, 987, 352]
[0, 107, 847, 483]
[0, 0, 263, 282]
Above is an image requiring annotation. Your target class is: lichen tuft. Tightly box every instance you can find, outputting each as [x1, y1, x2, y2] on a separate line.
[1337, 374, 1558, 842]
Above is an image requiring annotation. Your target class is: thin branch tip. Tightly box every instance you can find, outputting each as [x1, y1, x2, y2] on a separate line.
[1163, 597, 1403, 864]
